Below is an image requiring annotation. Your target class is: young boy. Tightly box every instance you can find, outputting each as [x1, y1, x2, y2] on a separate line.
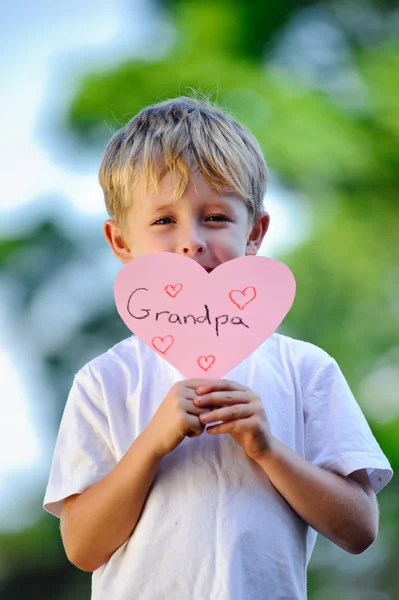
[44, 96, 393, 599]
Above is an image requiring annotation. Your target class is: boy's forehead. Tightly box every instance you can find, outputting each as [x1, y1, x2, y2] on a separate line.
[134, 171, 241, 212]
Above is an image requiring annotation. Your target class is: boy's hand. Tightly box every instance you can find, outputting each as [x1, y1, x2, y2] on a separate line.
[147, 379, 215, 459]
[194, 379, 273, 462]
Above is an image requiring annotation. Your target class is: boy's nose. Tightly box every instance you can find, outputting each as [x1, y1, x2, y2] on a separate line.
[178, 229, 206, 257]
[181, 242, 204, 256]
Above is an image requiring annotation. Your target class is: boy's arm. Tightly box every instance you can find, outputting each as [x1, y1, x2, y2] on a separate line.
[61, 426, 162, 572]
[255, 437, 379, 554]
[60, 377, 210, 572]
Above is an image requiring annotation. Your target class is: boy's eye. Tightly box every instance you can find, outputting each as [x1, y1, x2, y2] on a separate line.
[152, 214, 227, 225]
[153, 217, 174, 225]
[206, 214, 227, 222]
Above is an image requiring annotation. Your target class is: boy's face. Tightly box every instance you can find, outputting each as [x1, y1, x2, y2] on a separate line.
[104, 171, 270, 269]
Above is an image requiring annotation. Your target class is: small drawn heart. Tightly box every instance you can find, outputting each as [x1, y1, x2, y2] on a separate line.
[165, 283, 183, 298]
[152, 335, 174, 355]
[229, 286, 257, 310]
[197, 355, 216, 372]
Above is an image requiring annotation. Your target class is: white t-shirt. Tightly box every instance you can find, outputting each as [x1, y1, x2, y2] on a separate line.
[43, 333, 393, 600]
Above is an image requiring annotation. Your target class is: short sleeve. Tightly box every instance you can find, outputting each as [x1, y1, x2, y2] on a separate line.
[43, 367, 117, 518]
[304, 354, 393, 494]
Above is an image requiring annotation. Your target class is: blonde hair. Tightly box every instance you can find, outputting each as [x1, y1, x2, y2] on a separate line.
[99, 93, 268, 232]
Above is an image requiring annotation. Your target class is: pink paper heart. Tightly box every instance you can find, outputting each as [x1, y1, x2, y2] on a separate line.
[115, 252, 296, 379]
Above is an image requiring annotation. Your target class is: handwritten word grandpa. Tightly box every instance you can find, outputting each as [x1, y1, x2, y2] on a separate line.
[127, 287, 250, 337]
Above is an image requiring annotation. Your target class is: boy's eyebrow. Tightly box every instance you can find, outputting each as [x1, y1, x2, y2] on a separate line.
[152, 203, 178, 213]
[151, 199, 235, 213]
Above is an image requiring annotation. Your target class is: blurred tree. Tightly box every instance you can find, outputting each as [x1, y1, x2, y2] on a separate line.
[0, 217, 128, 599]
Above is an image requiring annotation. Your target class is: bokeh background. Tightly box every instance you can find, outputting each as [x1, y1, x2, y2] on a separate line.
[1, 0, 398, 598]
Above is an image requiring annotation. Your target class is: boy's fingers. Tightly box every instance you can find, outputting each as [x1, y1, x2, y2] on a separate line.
[200, 404, 252, 423]
[185, 414, 206, 437]
[196, 379, 248, 394]
[185, 400, 215, 415]
[184, 378, 217, 389]
[194, 391, 249, 406]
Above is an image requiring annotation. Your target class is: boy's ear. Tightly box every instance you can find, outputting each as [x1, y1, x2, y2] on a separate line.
[103, 219, 133, 264]
[245, 211, 270, 255]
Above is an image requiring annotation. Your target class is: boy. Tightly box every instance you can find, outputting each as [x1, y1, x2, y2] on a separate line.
[44, 96, 393, 599]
